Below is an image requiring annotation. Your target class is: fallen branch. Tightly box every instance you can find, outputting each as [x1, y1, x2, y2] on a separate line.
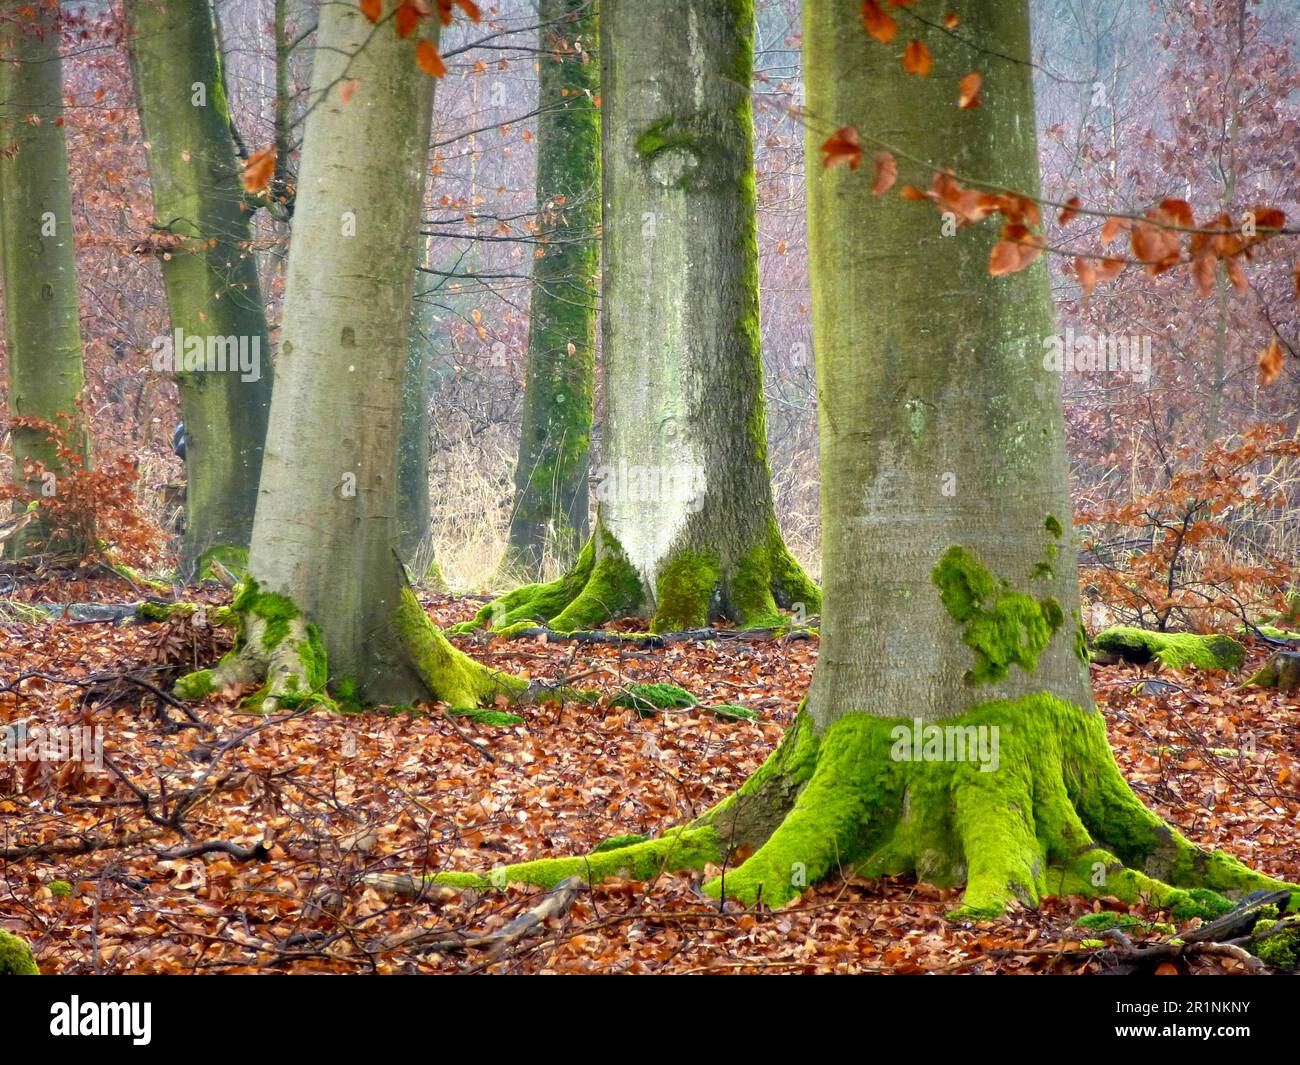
[0, 827, 165, 861]
[374, 875, 587, 958]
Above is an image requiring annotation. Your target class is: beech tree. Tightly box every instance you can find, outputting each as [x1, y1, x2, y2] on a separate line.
[504, 0, 600, 577]
[458, 0, 819, 636]
[413, 0, 1299, 918]
[397, 266, 439, 574]
[0, 1, 89, 557]
[124, 0, 275, 576]
[177, 1, 521, 709]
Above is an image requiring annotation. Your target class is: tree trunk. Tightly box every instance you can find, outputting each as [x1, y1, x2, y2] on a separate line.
[125, 0, 274, 577]
[505, 0, 600, 577]
[0, 2, 89, 558]
[232, 2, 518, 709]
[398, 266, 436, 576]
[692, 0, 1294, 916]
[424, 0, 1297, 920]
[460, 0, 819, 635]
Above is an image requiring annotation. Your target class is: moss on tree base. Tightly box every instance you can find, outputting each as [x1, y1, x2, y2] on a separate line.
[398, 693, 1298, 920]
[454, 518, 820, 637]
[174, 581, 525, 713]
[1092, 626, 1246, 672]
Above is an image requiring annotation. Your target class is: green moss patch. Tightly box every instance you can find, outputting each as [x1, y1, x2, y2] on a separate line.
[0, 930, 38, 975]
[932, 545, 1064, 684]
[610, 682, 698, 716]
[1092, 626, 1246, 672]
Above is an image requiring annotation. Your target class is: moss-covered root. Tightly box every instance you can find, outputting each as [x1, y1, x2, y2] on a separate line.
[1092, 626, 1246, 672]
[392, 587, 528, 710]
[703, 694, 1299, 917]
[448, 531, 643, 635]
[173, 578, 329, 712]
[652, 521, 821, 633]
[424, 825, 724, 892]
[0, 929, 39, 975]
[136, 600, 237, 626]
[449, 538, 597, 635]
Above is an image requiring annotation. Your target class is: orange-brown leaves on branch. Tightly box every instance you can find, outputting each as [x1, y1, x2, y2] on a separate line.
[1259, 338, 1286, 387]
[989, 223, 1043, 276]
[243, 146, 276, 193]
[871, 150, 896, 195]
[395, 2, 425, 36]
[861, 1, 897, 44]
[1073, 256, 1096, 296]
[417, 40, 447, 78]
[903, 39, 932, 76]
[438, 0, 481, 24]
[820, 126, 862, 170]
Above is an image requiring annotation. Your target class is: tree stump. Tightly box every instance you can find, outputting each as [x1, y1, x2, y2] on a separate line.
[1245, 651, 1300, 693]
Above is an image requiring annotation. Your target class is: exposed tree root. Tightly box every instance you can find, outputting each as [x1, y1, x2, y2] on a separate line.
[174, 581, 527, 713]
[452, 520, 821, 637]
[452, 623, 818, 647]
[386, 693, 1299, 921]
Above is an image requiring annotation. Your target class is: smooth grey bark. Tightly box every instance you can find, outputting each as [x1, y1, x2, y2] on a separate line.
[248, 5, 443, 701]
[803, 0, 1091, 730]
[584, 0, 818, 629]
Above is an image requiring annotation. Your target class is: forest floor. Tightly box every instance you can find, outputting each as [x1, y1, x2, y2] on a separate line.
[1, 572, 1297, 974]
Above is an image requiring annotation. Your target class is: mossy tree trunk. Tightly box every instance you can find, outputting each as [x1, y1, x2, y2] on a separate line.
[428, 0, 1298, 919]
[238, 3, 519, 709]
[125, 0, 274, 577]
[461, 0, 819, 635]
[505, 0, 600, 578]
[0, 2, 89, 558]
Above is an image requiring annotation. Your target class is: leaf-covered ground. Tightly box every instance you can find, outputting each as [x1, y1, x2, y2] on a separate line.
[1, 581, 1297, 974]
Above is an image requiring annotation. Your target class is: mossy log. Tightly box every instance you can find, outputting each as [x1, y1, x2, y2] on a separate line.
[1091, 626, 1246, 672]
